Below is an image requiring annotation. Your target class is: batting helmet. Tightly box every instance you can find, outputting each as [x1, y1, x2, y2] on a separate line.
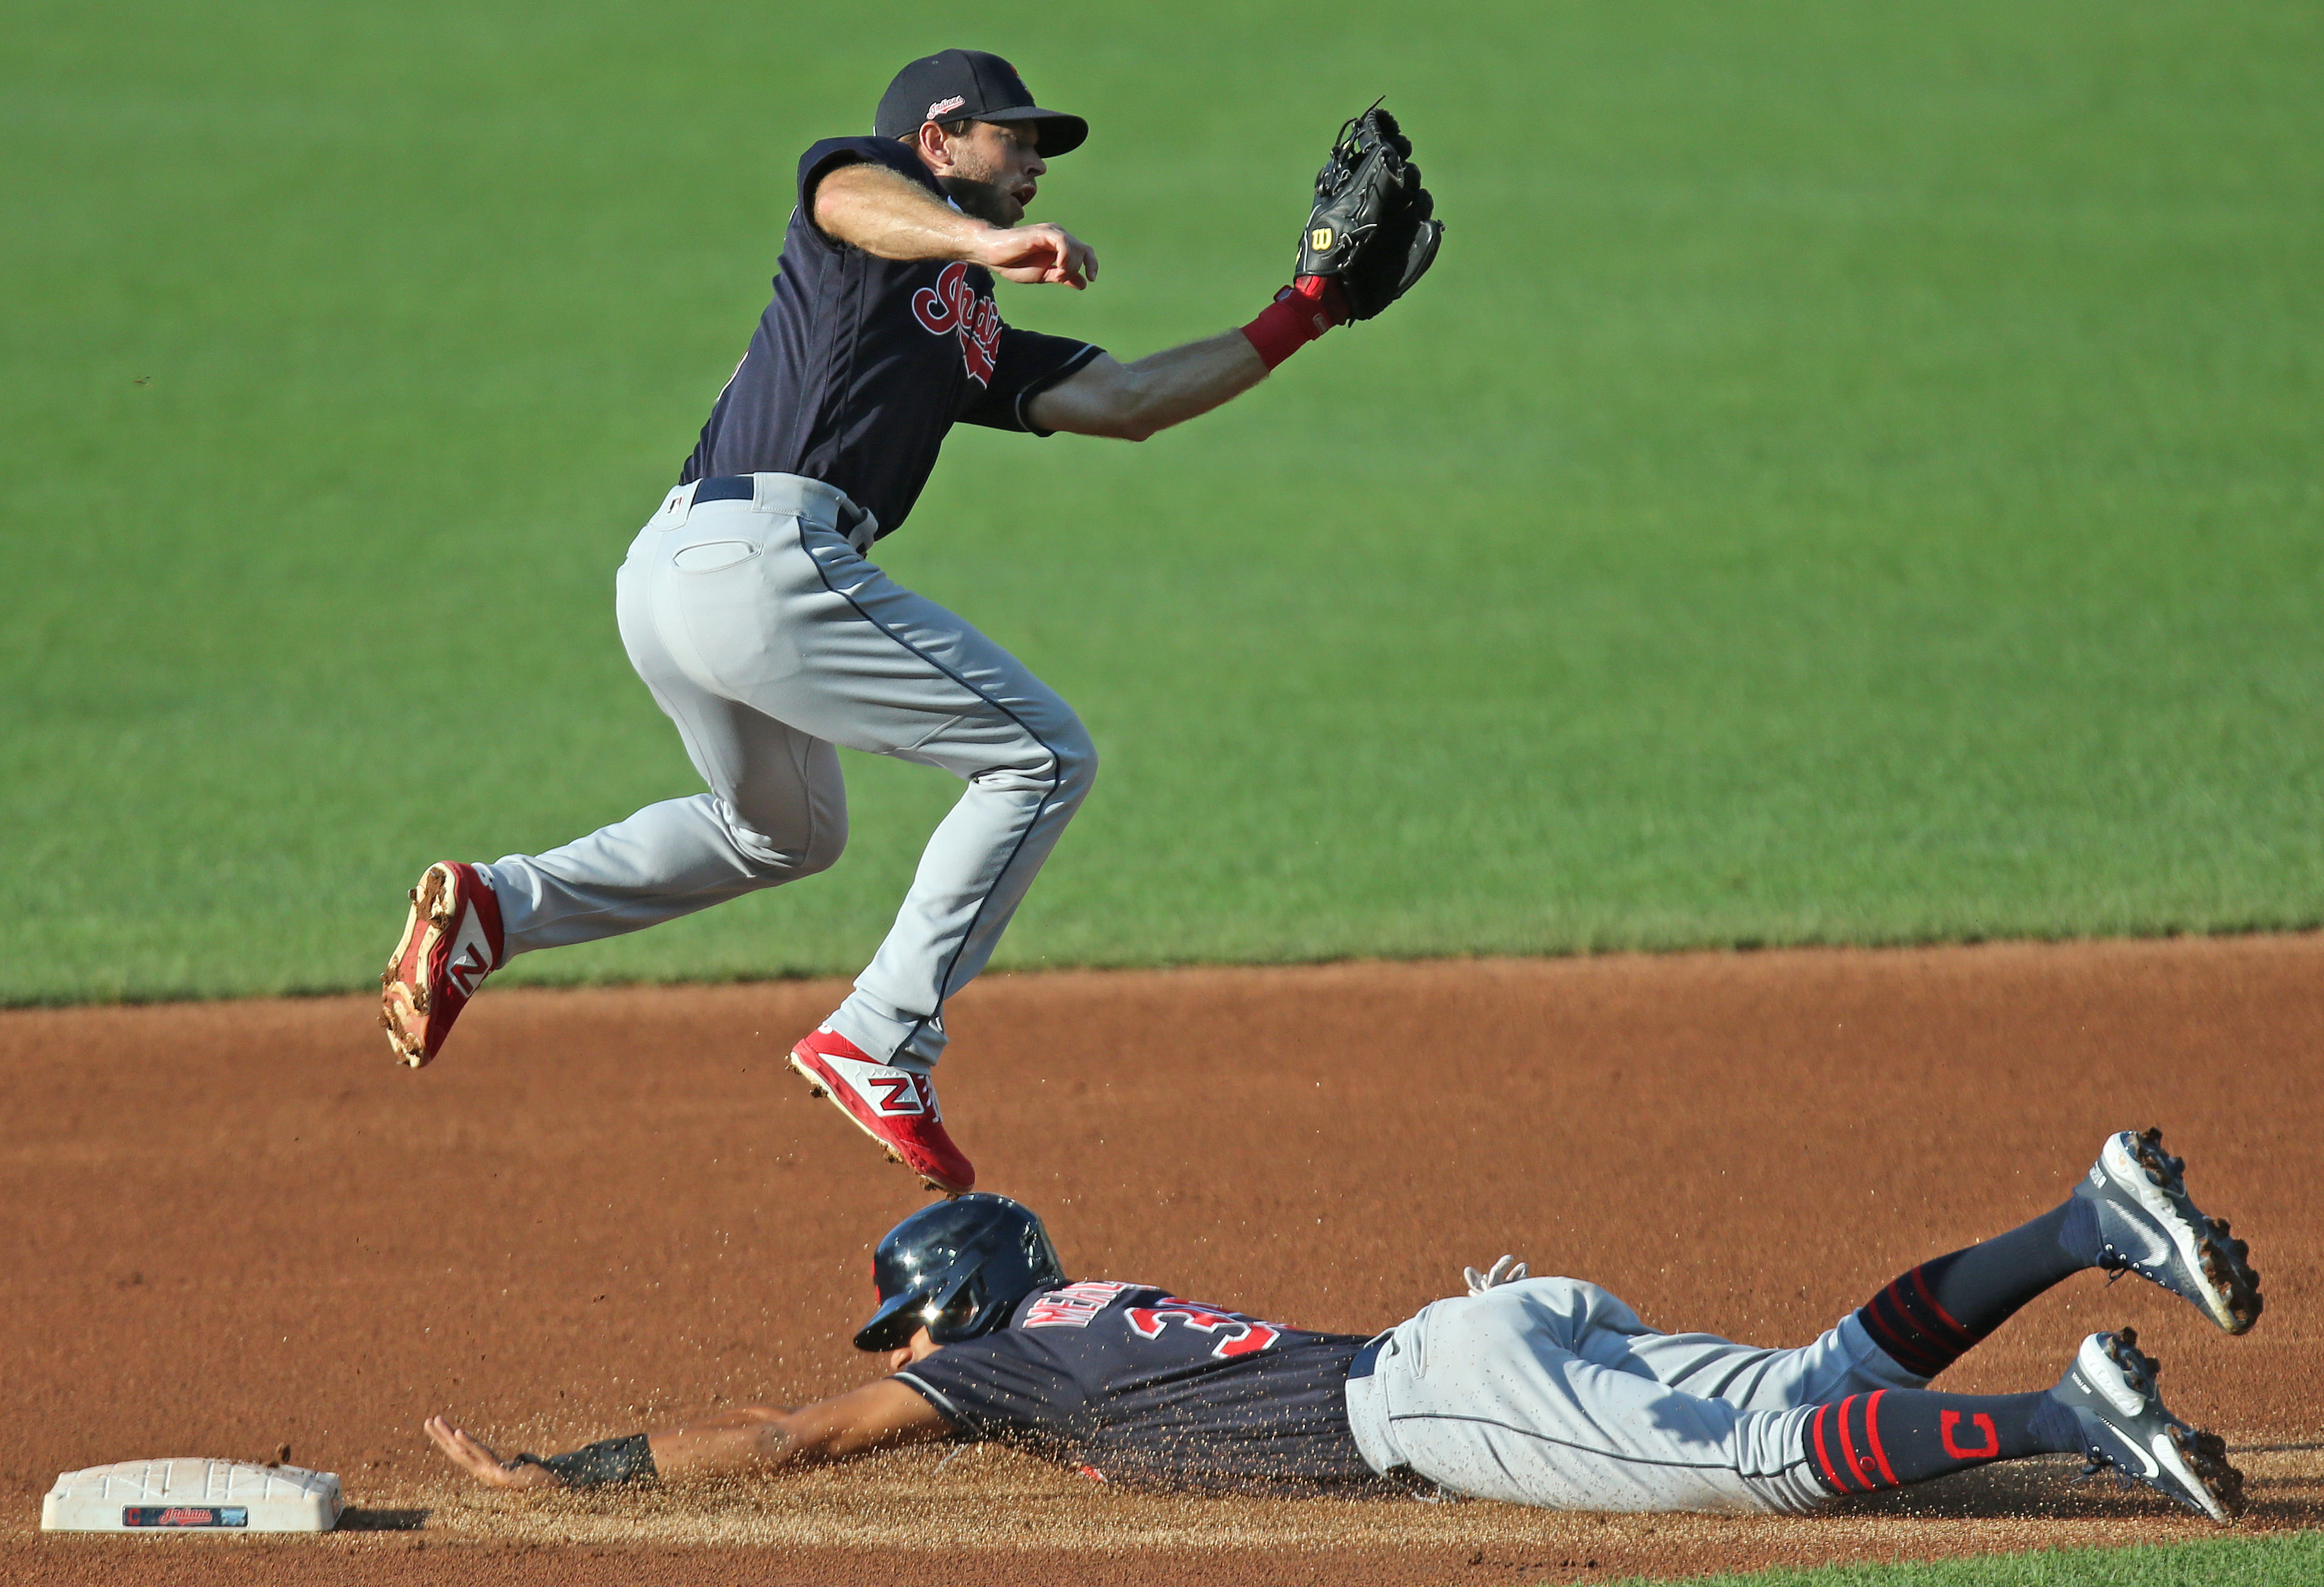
[853, 1193, 1066, 1352]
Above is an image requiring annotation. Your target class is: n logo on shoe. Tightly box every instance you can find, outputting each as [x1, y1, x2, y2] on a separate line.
[446, 946, 489, 997]
[444, 912, 495, 998]
[857, 1071, 928, 1117]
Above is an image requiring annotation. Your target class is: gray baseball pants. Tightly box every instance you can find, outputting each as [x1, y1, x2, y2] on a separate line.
[477, 472, 1096, 1069]
[1343, 1278, 1925, 1513]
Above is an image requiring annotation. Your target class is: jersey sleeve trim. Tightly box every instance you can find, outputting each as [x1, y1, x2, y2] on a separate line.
[890, 1371, 968, 1429]
[1015, 343, 1102, 435]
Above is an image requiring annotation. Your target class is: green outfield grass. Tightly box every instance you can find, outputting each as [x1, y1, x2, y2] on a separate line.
[1626, 1532, 2324, 1586]
[3, 1, 2320, 1001]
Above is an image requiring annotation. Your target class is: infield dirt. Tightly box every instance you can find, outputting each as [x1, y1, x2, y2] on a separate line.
[4, 936, 2319, 1585]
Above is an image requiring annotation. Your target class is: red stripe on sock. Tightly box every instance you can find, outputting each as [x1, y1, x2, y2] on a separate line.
[1860, 1389, 1897, 1486]
[1906, 1267, 1973, 1343]
[1835, 1395, 1867, 1491]
[1810, 1404, 1847, 1492]
[1865, 1289, 1947, 1376]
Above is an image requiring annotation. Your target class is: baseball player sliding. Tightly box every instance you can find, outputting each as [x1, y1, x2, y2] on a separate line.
[380, 51, 1441, 1193]
[427, 1129, 2260, 1522]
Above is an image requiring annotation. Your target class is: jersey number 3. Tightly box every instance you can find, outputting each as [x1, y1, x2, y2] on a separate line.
[1125, 1298, 1281, 1359]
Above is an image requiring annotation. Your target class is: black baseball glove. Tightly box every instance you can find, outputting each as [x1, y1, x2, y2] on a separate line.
[1295, 104, 1443, 321]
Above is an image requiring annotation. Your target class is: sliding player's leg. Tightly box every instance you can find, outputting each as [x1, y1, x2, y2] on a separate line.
[1346, 1280, 2238, 1518]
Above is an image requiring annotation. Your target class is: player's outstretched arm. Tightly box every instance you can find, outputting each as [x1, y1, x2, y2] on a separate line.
[815, 163, 1095, 289]
[650, 1378, 950, 1478]
[422, 1377, 950, 1490]
[1027, 334, 1269, 443]
[1030, 104, 1446, 443]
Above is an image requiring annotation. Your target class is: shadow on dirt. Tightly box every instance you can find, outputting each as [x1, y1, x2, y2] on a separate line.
[338, 1508, 430, 1531]
[1841, 1454, 2322, 1524]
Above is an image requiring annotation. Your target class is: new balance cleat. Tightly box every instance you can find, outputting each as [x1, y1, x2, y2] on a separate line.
[379, 862, 503, 1068]
[2074, 1127, 2261, 1334]
[2050, 1328, 2242, 1523]
[789, 1026, 974, 1194]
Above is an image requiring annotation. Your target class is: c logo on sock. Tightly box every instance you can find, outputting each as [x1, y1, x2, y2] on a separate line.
[1940, 1410, 2000, 1459]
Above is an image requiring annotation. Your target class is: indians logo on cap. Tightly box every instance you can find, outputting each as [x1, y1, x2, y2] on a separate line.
[926, 95, 967, 121]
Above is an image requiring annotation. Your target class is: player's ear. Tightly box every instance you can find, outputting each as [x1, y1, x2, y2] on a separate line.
[914, 120, 953, 172]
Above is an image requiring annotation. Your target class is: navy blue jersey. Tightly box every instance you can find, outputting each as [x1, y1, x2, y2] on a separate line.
[680, 136, 1103, 539]
[893, 1280, 1384, 1493]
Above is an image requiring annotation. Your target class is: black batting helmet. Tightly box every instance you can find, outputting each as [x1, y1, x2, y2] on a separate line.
[853, 1193, 1065, 1352]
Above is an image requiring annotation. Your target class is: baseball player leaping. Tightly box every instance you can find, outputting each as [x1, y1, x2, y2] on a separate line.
[427, 1129, 2260, 1521]
[378, 53, 1441, 1191]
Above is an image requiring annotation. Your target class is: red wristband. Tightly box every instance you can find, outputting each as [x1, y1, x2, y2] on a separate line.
[1240, 276, 1350, 371]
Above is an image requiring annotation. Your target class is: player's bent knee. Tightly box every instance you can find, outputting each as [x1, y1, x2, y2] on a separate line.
[1037, 712, 1097, 799]
[794, 820, 848, 877]
[987, 715, 1098, 808]
[1052, 732, 1097, 806]
[725, 814, 847, 881]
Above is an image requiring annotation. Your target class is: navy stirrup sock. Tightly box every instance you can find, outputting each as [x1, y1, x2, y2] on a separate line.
[1855, 1199, 2099, 1378]
[1804, 1389, 2083, 1496]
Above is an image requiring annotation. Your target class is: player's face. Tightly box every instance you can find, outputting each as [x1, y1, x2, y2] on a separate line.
[939, 122, 1046, 225]
[884, 1325, 942, 1373]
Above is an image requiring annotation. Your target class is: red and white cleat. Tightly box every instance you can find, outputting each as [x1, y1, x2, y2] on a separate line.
[788, 1026, 975, 1194]
[379, 862, 504, 1068]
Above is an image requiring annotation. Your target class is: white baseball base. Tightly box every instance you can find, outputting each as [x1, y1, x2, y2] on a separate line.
[41, 1458, 343, 1532]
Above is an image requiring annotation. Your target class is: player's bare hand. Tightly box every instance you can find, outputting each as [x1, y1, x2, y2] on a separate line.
[1463, 1255, 1529, 1296]
[423, 1415, 560, 1490]
[979, 222, 1096, 289]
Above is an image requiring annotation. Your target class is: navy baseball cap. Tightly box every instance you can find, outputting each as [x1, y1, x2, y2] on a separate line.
[875, 49, 1088, 156]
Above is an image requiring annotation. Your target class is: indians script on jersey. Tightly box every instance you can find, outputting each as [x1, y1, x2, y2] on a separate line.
[893, 1281, 1386, 1489]
[912, 262, 1003, 385]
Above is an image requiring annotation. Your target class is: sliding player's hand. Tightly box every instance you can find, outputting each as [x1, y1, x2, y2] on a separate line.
[423, 1415, 561, 1490]
[1464, 1255, 1529, 1296]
